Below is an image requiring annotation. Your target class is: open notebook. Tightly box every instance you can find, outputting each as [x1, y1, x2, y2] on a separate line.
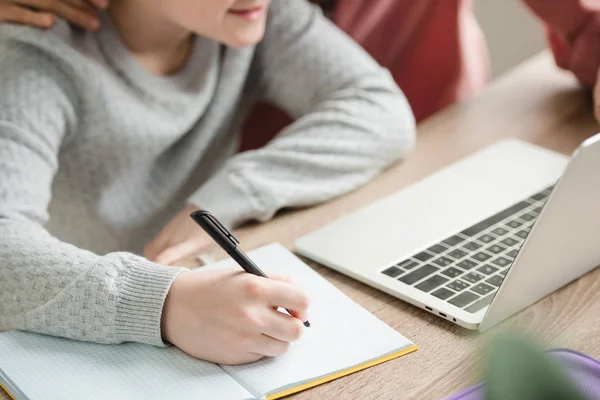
[0, 243, 417, 400]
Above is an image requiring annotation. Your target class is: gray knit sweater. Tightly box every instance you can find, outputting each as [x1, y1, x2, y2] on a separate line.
[0, 0, 415, 346]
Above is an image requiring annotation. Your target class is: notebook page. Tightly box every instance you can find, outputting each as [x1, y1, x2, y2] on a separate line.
[0, 331, 253, 400]
[202, 243, 415, 399]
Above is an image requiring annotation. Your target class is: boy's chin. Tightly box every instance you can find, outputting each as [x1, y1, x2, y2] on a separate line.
[222, 27, 266, 48]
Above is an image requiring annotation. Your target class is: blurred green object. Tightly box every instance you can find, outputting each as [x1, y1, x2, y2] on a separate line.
[485, 333, 586, 400]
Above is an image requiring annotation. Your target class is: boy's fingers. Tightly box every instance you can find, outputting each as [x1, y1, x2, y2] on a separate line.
[0, 4, 54, 27]
[269, 273, 293, 283]
[154, 240, 200, 266]
[144, 231, 169, 261]
[263, 309, 305, 342]
[252, 334, 290, 358]
[263, 281, 310, 316]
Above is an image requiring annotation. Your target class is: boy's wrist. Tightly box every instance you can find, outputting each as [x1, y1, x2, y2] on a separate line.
[114, 258, 187, 346]
[161, 271, 191, 345]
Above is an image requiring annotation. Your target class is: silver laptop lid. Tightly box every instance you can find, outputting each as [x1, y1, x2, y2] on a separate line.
[481, 133, 600, 331]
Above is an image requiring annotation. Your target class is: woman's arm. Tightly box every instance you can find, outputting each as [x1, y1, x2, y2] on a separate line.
[189, 0, 416, 228]
[523, 0, 600, 86]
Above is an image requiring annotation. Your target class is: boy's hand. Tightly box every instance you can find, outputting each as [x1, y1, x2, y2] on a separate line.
[161, 269, 310, 365]
[0, 0, 107, 30]
[144, 204, 213, 266]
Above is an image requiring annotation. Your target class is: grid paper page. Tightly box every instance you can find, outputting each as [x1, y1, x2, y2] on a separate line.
[0, 331, 253, 400]
[203, 243, 415, 398]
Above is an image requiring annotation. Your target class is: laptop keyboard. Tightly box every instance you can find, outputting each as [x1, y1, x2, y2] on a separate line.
[380, 186, 553, 314]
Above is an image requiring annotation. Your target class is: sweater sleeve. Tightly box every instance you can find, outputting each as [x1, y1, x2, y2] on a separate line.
[188, 0, 416, 228]
[0, 36, 186, 346]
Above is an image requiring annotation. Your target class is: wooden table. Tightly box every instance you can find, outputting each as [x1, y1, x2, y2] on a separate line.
[2, 52, 599, 400]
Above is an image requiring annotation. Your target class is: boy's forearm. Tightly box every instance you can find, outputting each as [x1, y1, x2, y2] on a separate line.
[190, 72, 415, 229]
[0, 219, 186, 346]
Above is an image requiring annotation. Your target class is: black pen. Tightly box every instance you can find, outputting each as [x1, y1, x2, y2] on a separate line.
[190, 210, 310, 328]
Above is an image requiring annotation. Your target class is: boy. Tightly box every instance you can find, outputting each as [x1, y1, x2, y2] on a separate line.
[0, 0, 415, 364]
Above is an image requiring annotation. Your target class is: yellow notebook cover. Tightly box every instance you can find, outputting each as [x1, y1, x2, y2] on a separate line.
[266, 345, 419, 399]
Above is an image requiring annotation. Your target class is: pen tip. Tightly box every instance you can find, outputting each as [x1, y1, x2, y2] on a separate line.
[304, 321, 311, 328]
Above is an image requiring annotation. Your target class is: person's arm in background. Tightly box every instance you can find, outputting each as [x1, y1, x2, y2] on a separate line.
[523, 0, 600, 120]
[0, 0, 104, 30]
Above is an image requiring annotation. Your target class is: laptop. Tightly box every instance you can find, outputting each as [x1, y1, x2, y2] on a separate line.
[295, 134, 600, 331]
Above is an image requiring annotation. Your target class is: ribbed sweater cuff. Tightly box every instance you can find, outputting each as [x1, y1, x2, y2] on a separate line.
[188, 169, 263, 229]
[115, 260, 187, 346]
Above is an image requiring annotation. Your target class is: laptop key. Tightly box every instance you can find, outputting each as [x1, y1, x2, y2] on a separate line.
[473, 252, 492, 262]
[431, 287, 455, 300]
[520, 213, 536, 221]
[447, 280, 470, 292]
[486, 244, 507, 254]
[441, 267, 462, 278]
[463, 241, 482, 251]
[486, 275, 504, 287]
[447, 249, 468, 260]
[515, 230, 529, 239]
[443, 235, 465, 246]
[477, 234, 495, 243]
[499, 269, 509, 276]
[415, 275, 449, 293]
[427, 244, 448, 254]
[413, 251, 435, 262]
[477, 264, 498, 275]
[530, 192, 548, 201]
[432, 256, 454, 267]
[463, 272, 485, 284]
[460, 201, 530, 236]
[397, 259, 419, 270]
[449, 291, 479, 308]
[533, 206, 543, 213]
[382, 266, 403, 278]
[492, 227, 509, 237]
[456, 259, 478, 270]
[506, 249, 519, 259]
[399, 265, 438, 285]
[491, 257, 512, 268]
[465, 293, 495, 313]
[500, 237, 519, 247]
[472, 283, 495, 295]
[505, 220, 522, 229]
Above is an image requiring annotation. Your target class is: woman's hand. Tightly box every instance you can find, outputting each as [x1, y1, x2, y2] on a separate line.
[161, 269, 310, 365]
[0, 0, 107, 30]
[594, 68, 600, 123]
[144, 204, 214, 266]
